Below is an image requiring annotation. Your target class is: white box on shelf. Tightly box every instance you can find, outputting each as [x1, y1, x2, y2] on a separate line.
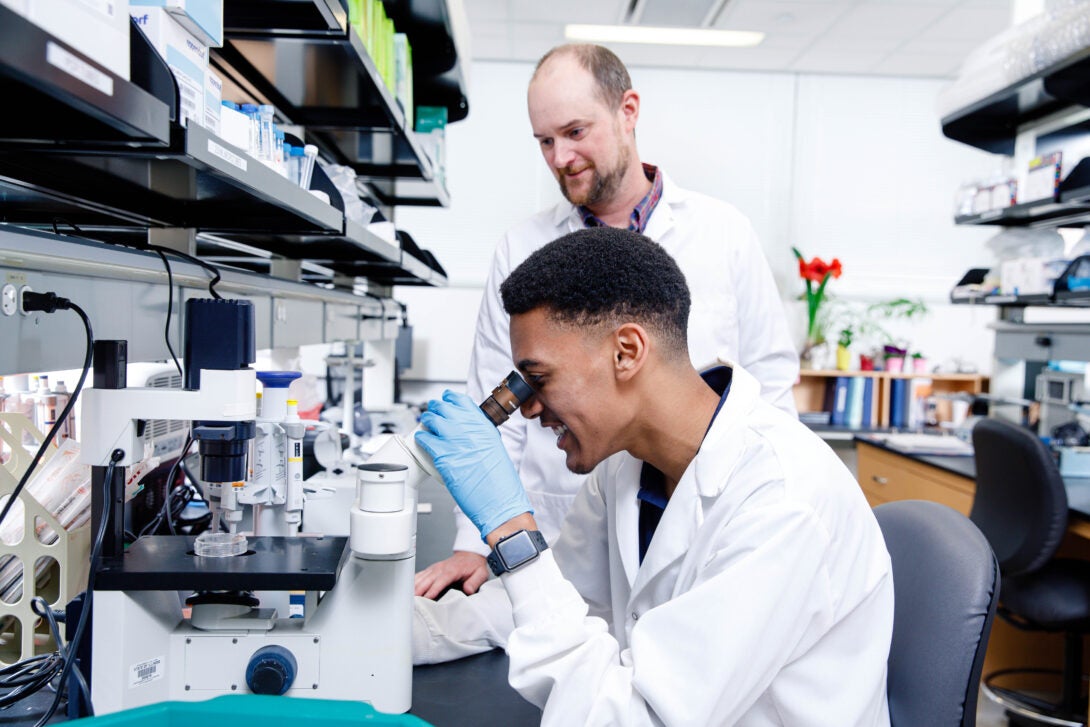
[28, 0, 131, 81]
[219, 103, 251, 154]
[131, 8, 207, 128]
[130, 0, 222, 47]
[204, 68, 222, 136]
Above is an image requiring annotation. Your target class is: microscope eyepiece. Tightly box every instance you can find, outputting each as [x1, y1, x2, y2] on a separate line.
[479, 371, 535, 426]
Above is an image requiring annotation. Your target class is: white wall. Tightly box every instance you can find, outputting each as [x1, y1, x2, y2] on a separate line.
[394, 60, 1003, 400]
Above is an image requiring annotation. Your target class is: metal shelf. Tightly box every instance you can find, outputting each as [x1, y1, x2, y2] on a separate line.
[941, 47, 1090, 155]
[211, 4, 453, 205]
[0, 6, 171, 148]
[224, 0, 348, 37]
[0, 124, 343, 234]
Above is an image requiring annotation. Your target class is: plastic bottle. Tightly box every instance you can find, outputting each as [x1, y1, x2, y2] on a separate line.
[239, 104, 259, 157]
[289, 145, 305, 186]
[274, 128, 286, 176]
[52, 380, 74, 441]
[33, 375, 56, 436]
[299, 144, 318, 189]
[257, 105, 275, 162]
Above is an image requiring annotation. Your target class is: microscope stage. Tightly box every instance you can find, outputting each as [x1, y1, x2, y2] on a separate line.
[95, 535, 348, 592]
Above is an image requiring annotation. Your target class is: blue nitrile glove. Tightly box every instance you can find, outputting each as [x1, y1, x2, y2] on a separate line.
[415, 390, 533, 540]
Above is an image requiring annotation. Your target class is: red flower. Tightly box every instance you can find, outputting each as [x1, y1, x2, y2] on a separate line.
[798, 256, 842, 283]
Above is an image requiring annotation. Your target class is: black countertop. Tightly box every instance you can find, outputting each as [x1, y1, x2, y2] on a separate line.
[854, 434, 1090, 520]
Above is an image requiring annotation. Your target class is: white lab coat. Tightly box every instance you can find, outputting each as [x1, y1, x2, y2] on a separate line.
[457, 174, 800, 555]
[414, 364, 894, 726]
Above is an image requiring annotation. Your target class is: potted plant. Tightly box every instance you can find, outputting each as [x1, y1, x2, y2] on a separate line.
[883, 344, 908, 373]
[792, 247, 842, 368]
[836, 327, 854, 371]
[911, 351, 928, 373]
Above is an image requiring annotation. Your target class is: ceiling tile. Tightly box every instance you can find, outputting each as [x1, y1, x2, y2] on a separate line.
[697, 45, 814, 70]
[921, 6, 1011, 41]
[790, 48, 891, 73]
[822, 3, 951, 40]
[872, 51, 964, 76]
[715, 0, 855, 36]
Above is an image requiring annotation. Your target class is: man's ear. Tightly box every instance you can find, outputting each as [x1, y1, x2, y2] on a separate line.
[613, 323, 648, 382]
[619, 89, 640, 134]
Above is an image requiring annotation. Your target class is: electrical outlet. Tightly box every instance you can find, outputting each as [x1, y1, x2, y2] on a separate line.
[1, 284, 16, 316]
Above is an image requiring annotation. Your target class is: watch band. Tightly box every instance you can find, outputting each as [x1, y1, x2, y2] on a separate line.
[487, 529, 549, 576]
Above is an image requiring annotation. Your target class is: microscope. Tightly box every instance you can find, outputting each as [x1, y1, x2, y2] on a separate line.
[81, 298, 533, 715]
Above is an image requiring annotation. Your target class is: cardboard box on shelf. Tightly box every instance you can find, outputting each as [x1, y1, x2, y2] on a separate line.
[130, 0, 222, 47]
[131, 8, 208, 129]
[27, 0, 132, 80]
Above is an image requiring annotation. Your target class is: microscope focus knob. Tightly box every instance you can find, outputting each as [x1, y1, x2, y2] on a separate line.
[246, 645, 297, 696]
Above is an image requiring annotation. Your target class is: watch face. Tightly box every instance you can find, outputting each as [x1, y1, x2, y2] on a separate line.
[499, 531, 540, 569]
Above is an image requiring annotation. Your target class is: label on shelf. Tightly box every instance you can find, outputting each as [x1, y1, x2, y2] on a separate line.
[46, 41, 113, 97]
[207, 139, 248, 172]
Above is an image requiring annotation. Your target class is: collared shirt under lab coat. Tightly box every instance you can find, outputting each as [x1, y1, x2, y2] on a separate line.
[457, 174, 801, 555]
[414, 364, 894, 726]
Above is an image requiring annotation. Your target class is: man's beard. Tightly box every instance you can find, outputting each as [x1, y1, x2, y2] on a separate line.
[558, 145, 630, 208]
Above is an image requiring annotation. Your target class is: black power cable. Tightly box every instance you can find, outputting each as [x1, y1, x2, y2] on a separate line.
[151, 249, 183, 378]
[34, 450, 124, 726]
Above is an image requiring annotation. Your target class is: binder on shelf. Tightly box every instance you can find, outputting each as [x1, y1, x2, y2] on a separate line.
[831, 377, 850, 426]
[847, 377, 866, 429]
[860, 377, 875, 428]
[890, 378, 907, 428]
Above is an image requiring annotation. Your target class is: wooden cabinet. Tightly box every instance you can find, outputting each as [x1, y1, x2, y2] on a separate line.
[794, 370, 988, 430]
[857, 442, 975, 512]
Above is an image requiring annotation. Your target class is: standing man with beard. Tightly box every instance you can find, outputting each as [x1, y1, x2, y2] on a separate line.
[414, 43, 799, 600]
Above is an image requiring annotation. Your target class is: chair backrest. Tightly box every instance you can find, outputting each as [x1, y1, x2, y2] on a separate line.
[875, 500, 999, 727]
[970, 417, 1068, 576]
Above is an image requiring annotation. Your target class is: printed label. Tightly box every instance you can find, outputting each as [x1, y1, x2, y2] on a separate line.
[129, 656, 163, 688]
[46, 42, 113, 97]
[208, 140, 248, 172]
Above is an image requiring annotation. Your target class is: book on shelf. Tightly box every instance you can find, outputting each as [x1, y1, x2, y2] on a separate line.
[860, 377, 874, 428]
[831, 377, 850, 426]
[847, 376, 866, 429]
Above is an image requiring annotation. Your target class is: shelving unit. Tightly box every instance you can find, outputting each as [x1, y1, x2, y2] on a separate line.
[212, 0, 461, 209]
[0, 6, 171, 148]
[0, 1, 468, 300]
[793, 370, 989, 437]
[940, 47, 1090, 156]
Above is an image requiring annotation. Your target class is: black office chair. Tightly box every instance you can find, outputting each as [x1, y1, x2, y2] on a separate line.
[971, 417, 1090, 726]
[874, 500, 999, 726]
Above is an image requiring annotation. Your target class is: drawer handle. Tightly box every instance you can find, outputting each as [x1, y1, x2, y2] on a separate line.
[872, 475, 888, 485]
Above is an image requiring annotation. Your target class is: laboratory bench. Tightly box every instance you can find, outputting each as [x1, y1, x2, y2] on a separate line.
[855, 433, 1090, 720]
[10, 649, 540, 726]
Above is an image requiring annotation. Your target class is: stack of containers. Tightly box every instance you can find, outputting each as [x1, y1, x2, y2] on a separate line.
[129, 1, 224, 133]
[348, 0, 414, 123]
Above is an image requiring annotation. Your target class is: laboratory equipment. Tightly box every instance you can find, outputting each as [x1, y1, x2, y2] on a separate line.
[1035, 370, 1085, 437]
[83, 299, 534, 714]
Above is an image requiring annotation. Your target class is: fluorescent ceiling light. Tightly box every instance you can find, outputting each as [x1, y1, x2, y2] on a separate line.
[564, 24, 764, 48]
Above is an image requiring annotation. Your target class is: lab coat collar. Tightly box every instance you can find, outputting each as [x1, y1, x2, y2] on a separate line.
[550, 169, 686, 236]
[623, 363, 762, 596]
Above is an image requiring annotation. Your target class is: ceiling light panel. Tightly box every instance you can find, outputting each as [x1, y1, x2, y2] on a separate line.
[565, 24, 765, 47]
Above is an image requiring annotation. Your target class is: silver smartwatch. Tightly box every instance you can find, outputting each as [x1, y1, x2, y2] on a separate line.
[487, 530, 549, 576]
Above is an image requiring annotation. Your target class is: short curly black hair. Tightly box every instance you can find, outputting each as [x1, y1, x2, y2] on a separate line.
[500, 227, 690, 358]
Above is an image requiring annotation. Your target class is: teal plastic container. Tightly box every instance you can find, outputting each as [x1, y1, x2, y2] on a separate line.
[70, 695, 431, 726]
